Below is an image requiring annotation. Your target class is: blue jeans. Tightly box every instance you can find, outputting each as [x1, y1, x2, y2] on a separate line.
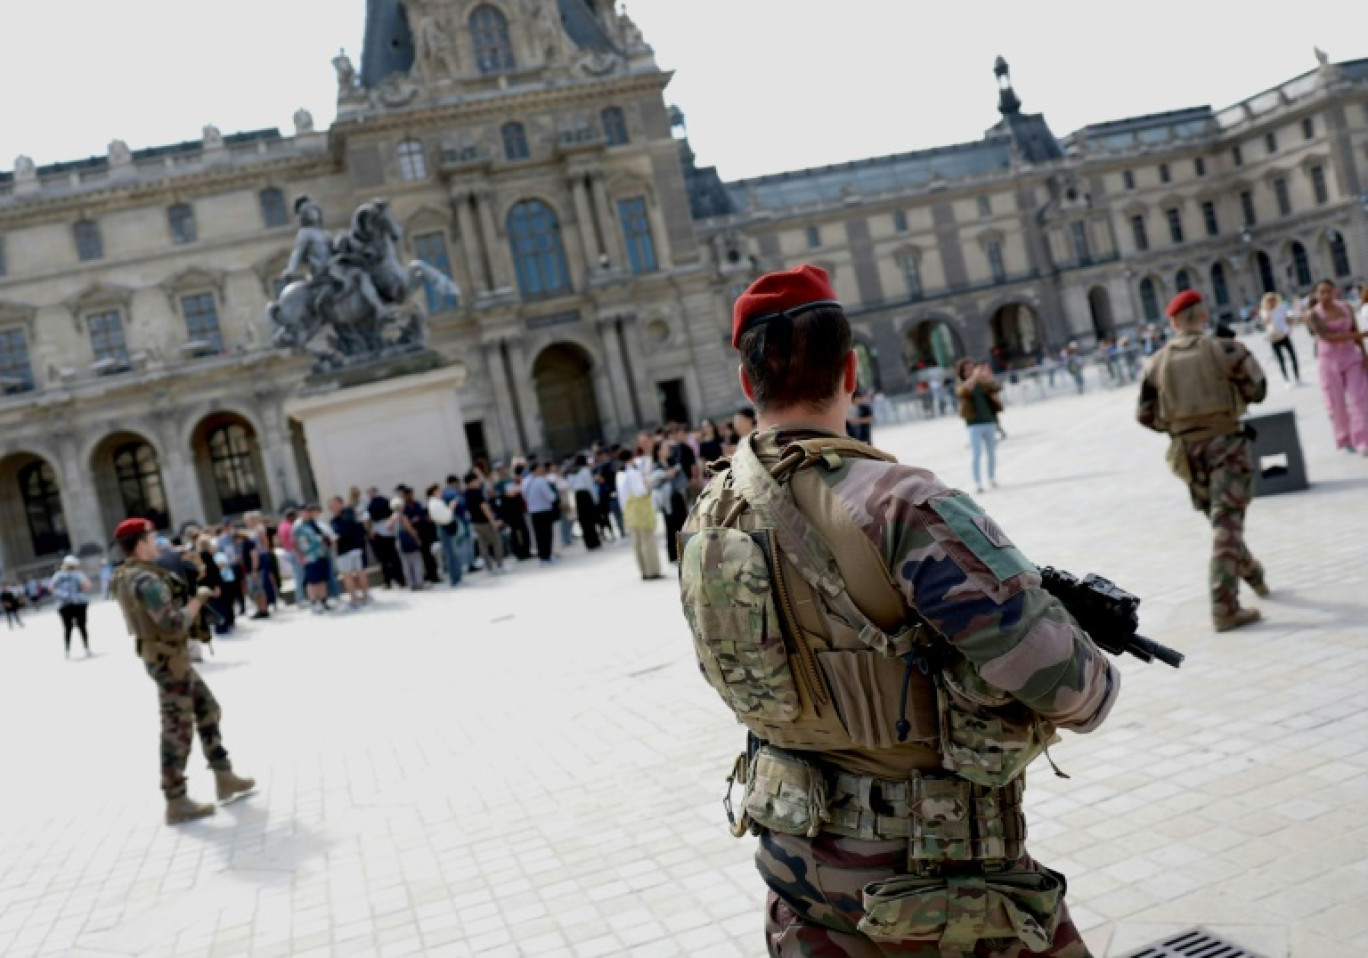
[968, 423, 997, 487]
[289, 554, 305, 604]
[559, 513, 574, 547]
[437, 524, 463, 585]
[326, 555, 341, 598]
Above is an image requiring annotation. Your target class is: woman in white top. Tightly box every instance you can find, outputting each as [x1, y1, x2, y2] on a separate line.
[614, 448, 662, 581]
[1260, 292, 1301, 386]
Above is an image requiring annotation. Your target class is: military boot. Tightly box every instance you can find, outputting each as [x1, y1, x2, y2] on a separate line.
[166, 795, 216, 825]
[215, 769, 256, 803]
[1214, 608, 1261, 632]
[1249, 579, 1271, 599]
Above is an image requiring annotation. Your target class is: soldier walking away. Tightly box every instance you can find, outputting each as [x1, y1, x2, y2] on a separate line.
[1137, 290, 1270, 632]
[678, 265, 1120, 957]
[49, 555, 92, 657]
[110, 519, 256, 825]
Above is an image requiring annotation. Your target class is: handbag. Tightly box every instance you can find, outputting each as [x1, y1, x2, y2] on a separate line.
[623, 493, 657, 531]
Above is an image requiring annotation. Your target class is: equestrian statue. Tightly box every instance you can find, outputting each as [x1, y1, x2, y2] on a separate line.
[268, 196, 462, 371]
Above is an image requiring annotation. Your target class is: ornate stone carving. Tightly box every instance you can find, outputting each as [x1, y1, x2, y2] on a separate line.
[411, 8, 461, 81]
[14, 155, 35, 178]
[108, 140, 132, 165]
[531, 0, 565, 65]
[202, 125, 224, 150]
[370, 72, 421, 108]
[267, 197, 462, 373]
[293, 108, 315, 135]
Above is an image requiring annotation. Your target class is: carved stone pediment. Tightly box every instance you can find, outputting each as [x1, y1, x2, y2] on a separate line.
[159, 266, 228, 299]
[63, 282, 134, 314]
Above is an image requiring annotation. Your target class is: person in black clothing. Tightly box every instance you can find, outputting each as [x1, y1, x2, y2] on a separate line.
[697, 420, 724, 465]
[365, 486, 404, 588]
[329, 495, 370, 607]
[464, 472, 506, 573]
[499, 466, 532, 561]
[196, 534, 233, 635]
[568, 455, 601, 550]
[2, 585, 23, 628]
[653, 441, 689, 564]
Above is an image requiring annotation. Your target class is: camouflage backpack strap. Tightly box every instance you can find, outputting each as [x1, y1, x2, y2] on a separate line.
[730, 436, 923, 659]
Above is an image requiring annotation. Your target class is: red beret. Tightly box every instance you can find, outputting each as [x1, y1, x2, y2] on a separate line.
[1165, 290, 1203, 318]
[732, 264, 841, 349]
[114, 518, 155, 541]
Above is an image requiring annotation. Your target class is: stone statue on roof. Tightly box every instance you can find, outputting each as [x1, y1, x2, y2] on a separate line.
[14, 155, 34, 176]
[333, 49, 357, 93]
[202, 125, 224, 150]
[1315, 47, 1330, 67]
[413, 9, 461, 80]
[108, 140, 132, 165]
[293, 109, 315, 135]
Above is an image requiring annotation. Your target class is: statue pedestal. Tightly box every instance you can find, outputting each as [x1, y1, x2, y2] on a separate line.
[285, 361, 471, 503]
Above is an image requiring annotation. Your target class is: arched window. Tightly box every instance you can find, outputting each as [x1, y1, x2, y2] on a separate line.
[168, 203, 197, 244]
[1210, 263, 1231, 307]
[397, 139, 428, 181]
[1175, 270, 1192, 293]
[471, 5, 516, 74]
[1256, 251, 1276, 294]
[18, 461, 68, 557]
[1139, 278, 1160, 321]
[1290, 242, 1312, 288]
[207, 424, 261, 516]
[113, 442, 169, 529]
[502, 122, 529, 161]
[602, 107, 629, 146]
[507, 200, 570, 299]
[1329, 230, 1352, 278]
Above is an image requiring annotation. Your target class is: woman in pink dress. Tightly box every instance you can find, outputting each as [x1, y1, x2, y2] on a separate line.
[1307, 279, 1368, 454]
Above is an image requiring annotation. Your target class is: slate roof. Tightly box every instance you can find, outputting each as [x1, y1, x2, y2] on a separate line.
[720, 139, 1014, 214]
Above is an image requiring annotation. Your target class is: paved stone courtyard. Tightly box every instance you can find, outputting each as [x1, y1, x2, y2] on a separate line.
[1, 329, 1365, 958]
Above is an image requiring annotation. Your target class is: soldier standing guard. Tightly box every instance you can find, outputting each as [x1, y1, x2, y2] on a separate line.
[678, 265, 1120, 957]
[111, 519, 256, 824]
[1137, 290, 1270, 632]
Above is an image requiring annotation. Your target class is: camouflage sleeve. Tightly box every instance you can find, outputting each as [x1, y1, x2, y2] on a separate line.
[833, 464, 1119, 732]
[134, 572, 190, 639]
[1223, 341, 1268, 405]
[1135, 360, 1165, 433]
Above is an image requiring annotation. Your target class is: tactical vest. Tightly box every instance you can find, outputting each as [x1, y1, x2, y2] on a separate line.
[1155, 334, 1244, 439]
[112, 562, 191, 677]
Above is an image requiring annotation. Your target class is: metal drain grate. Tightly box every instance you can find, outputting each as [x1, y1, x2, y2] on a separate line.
[1118, 928, 1265, 958]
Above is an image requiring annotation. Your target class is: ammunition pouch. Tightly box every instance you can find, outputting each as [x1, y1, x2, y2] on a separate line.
[858, 863, 1066, 955]
[741, 745, 1025, 865]
[935, 657, 1060, 788]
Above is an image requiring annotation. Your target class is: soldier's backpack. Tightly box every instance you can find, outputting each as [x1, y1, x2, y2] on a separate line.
[1154, 334, 1243, 436]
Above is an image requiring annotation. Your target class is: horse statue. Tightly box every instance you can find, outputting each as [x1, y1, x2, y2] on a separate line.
[268, 198, 462, 371]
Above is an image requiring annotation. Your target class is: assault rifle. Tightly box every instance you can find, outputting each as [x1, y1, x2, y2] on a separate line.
[1038, 567, 1184, 668]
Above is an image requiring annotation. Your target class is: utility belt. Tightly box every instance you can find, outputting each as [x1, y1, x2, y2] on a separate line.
[729, 744, 1026, 871]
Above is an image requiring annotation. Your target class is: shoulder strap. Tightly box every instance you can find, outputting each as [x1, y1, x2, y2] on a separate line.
[730, 436, 930, 657]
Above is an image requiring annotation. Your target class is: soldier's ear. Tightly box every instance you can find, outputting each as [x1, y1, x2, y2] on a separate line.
[738, 365, 757, 402]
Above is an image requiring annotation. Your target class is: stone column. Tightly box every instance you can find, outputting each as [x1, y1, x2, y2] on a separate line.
[150, 413, 204, 528]
[590, 171, 627, 269]
[475, 190, 515, 294]
[54, 431, 105, 552]
[616, 314, 656, 425]
[504, 337, 544, 452]
[595, 317, 633, 433]
[452, 190, 490, 296]
[259, 406, 303, 509]
[481, 340, 522, 458]
[568, 174, 602, 267]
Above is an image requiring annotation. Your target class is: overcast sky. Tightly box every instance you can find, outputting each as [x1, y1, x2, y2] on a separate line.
[2, 1, 1362, 181]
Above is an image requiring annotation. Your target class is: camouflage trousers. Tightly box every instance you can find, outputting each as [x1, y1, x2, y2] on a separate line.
[146, 663, 230, 799]
[1180, 434, 1264, 619]
[757, 831, 1091, 957]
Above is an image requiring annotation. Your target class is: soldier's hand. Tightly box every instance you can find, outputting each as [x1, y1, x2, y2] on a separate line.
[196, 586, 215, 602]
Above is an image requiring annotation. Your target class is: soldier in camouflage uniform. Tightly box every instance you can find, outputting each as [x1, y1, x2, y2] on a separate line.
[1136, 290, 1269, 632]
[678, 265, 1120, 957]
[110, 519, 256, 824]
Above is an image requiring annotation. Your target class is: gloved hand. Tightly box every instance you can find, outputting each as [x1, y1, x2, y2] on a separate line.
[195, 586, 215, 602]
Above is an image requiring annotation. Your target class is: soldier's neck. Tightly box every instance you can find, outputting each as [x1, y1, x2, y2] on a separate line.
[757, 400, 851, 438]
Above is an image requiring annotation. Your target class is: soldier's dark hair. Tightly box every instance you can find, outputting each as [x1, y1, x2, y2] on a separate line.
[737, 306, 852, 411]
[115, 530, 149, 557]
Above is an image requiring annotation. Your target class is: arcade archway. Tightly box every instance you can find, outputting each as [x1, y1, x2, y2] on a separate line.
[0, 451, 69, 571]
[533, 343, 603, 457]
[191, 413, 267, 521]
[903, 319, 964, 373]
[1087, 287, 1115, 339]
[987, 302, 1042, 367]
[92, 432, 170, 532]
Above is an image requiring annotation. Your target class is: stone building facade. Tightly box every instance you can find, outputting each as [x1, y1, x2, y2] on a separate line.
[2, 0, 1367, 577]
